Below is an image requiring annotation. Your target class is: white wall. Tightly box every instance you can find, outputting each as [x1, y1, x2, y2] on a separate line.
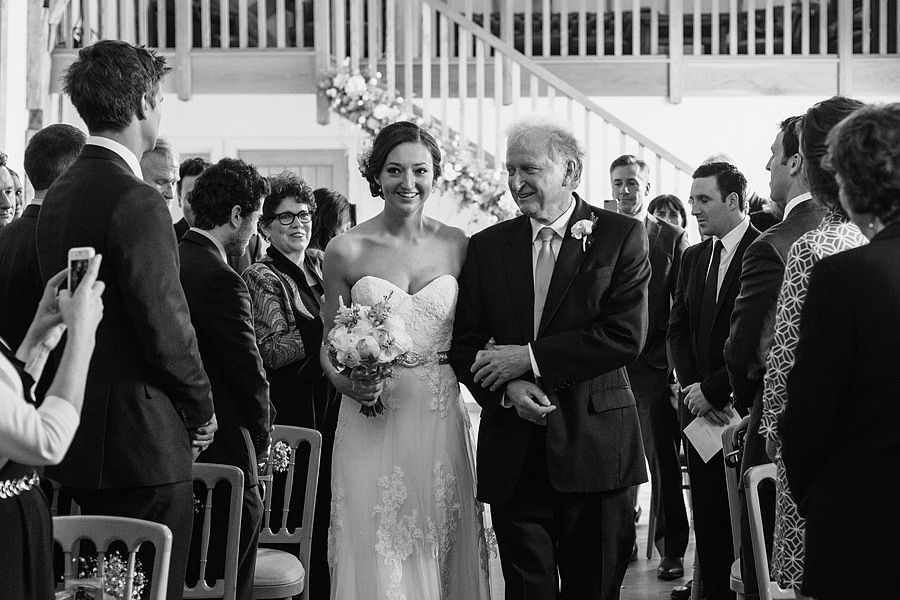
[0, 0, 28, 178]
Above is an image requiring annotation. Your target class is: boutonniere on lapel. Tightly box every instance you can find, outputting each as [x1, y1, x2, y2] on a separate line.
[570, 214, 598, 252]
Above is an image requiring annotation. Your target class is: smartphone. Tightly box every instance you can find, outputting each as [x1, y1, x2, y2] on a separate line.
[603, 199, 619, 213]
[68, 247, 95, 291]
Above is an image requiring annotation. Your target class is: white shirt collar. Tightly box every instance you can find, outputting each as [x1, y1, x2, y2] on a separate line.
[715, 215, 751, 254]
[782, 192, 813, 220]
[189, 227, 228, 263]
[86, 135, 143, 179]
[530, 197, 577, 242]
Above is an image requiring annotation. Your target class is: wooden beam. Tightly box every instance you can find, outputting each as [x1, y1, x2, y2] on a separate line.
[316, 0, 332, 125]
[175, 0, 192, 100]
[669, 0, 684, 104]
[837, 0, 853, 94]
[26, 0, 50, 136]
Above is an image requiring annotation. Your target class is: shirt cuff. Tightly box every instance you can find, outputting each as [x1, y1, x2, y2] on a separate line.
[528, 343, 541, 378]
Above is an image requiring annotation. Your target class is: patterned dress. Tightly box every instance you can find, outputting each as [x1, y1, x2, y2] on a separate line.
[328, 275, 492, 600]
[758, 207, 867, 588]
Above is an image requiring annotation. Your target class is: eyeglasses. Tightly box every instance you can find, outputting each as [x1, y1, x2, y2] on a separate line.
[276, 210, 312, 226]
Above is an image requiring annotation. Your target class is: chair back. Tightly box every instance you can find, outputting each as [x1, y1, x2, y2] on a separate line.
[744, 464, 794, 600]
[722, 425, 742, 559]
[259, 425, 322, 583]
[53, 515, 173, 600]
[185, 463, 245, 600]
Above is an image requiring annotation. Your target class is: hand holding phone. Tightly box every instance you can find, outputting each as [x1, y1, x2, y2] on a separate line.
[68, 247, 96, 291]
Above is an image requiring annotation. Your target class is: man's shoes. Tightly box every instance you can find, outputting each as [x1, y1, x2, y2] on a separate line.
[670, 579, 691, 600]
[657, 556, 685, 580]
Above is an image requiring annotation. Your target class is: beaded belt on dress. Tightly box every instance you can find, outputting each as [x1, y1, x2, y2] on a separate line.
[0, 471, 39, 499]
[395, 350, 450, 368]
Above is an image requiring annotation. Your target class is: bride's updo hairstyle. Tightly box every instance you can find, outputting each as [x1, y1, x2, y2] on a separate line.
[363, 121, 442, 197]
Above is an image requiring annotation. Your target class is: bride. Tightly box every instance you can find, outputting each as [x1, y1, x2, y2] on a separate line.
[320, 121, 492, 599]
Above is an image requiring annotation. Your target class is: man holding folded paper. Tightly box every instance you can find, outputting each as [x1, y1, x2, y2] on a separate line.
[667, 162, 759, 600]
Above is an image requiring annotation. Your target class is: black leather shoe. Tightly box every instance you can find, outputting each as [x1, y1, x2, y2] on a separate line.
[657, 556, 685, 580]
[670, 579, 691, 600]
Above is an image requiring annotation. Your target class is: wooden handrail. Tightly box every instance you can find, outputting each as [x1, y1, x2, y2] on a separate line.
[421, 0, 695, 175]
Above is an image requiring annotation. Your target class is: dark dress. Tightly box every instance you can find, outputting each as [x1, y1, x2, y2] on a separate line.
[0, 343, 54, 600]
[242, 245, 339, 600]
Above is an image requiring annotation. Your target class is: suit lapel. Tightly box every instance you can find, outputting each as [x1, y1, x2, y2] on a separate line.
[537, 196, 592, 338]
[505, 216, 536, 341]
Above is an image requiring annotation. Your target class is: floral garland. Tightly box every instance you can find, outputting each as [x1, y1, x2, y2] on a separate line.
[320, 59, 518, 225]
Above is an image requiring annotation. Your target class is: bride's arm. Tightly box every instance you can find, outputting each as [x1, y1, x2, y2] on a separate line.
[320, 234, 383, 406]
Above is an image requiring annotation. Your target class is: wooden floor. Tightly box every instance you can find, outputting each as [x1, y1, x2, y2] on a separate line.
[467, 399, 696, 600]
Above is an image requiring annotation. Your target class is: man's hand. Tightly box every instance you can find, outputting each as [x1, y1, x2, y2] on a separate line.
[505, 380, 557, 425]
[682, 382, 715, 418]
[189, 413, 218, 459]
[703, 405, 734, 427]
[471, 344, 531, 391]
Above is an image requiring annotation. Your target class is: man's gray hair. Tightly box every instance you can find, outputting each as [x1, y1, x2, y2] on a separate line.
[506, 115, 584, 188]
[142, 136, 179, 164]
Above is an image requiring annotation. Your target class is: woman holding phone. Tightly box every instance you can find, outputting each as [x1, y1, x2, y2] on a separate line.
[0, 254, 105, 597]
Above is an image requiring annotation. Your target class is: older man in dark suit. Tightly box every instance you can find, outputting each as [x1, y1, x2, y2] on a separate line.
[179, 157, 274, 600]
[36, 41, 215, 600]
[724, 116, 826, 599]
[452, 117, 650, 600]
[611, 154, 690, 579]
[668, 162, 760, 600]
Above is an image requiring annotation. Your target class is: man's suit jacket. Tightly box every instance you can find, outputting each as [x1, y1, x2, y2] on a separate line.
[451, 193, 651, 505]
[640, 215, 688, 371]
[174, 217, 189, 240]
[179, 230, 272, 485]
[782, 222, 900, 597]
[668, 223, 760, 424]
[36, 144, 214, 489]
[724, 199, 825, 469]
[0, 204, 44, 350]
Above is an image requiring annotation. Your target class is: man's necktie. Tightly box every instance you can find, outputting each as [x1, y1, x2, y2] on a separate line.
[534, 227, 556, 338]
[698, 240, 724, 373]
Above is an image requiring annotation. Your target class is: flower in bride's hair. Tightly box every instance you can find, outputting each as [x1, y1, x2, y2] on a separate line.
[357, 145, 373, 178]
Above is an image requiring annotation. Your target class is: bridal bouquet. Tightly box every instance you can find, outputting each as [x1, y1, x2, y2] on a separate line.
[326, 292, 412, 416]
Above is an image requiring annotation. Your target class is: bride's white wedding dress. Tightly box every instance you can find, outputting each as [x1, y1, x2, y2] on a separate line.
[328, 274, 492, 600]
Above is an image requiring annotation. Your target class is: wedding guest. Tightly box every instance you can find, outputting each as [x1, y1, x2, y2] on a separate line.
[0, 152, 15, 228]
[703, 153, 780, 231]
[781, 101, 900, 600]
[0, 255, 104, 599]
[648, 194, 687, 229]
[723, 115, 826, 600]
[35, 40, 216, 600]
[0, 124, 86, 356]
[306, 187, 352, 261]
[242, 171, 337, 600]
[179, 158, 273, 600]
[141, 136, 180, 212]
[668, 162, 759, 600]
[174, 156, 210, 239]
[611, 154, 689, 580]
[452, 117, 649, 599]
[8, 168, 26, 220]
[759, 95, 867, 600]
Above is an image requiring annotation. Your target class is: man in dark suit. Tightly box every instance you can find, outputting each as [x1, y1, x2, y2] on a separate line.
[451, 117, 651, 599]
[179, 158, 274, 600]
[668, 162, 760, 600]
[611, 154, 690, 579]
[35, 40, 216, 600]
[0, 124, 85, 353]
[174, 156, 211, 240]
[724, 117, 826, 599]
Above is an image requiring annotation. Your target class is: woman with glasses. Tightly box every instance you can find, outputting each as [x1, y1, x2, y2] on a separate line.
[242, 171, 338, 600]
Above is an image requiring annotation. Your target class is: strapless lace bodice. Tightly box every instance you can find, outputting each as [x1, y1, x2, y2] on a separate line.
[351, 274, 458, 357]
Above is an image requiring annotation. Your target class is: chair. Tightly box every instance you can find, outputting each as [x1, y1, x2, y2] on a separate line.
[722, 425, 746, 600]
[253, 425, 322, 600]
[53, 515, 173, 600]
[185, 463, 245, 600]
[744, 464, 794, 600]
